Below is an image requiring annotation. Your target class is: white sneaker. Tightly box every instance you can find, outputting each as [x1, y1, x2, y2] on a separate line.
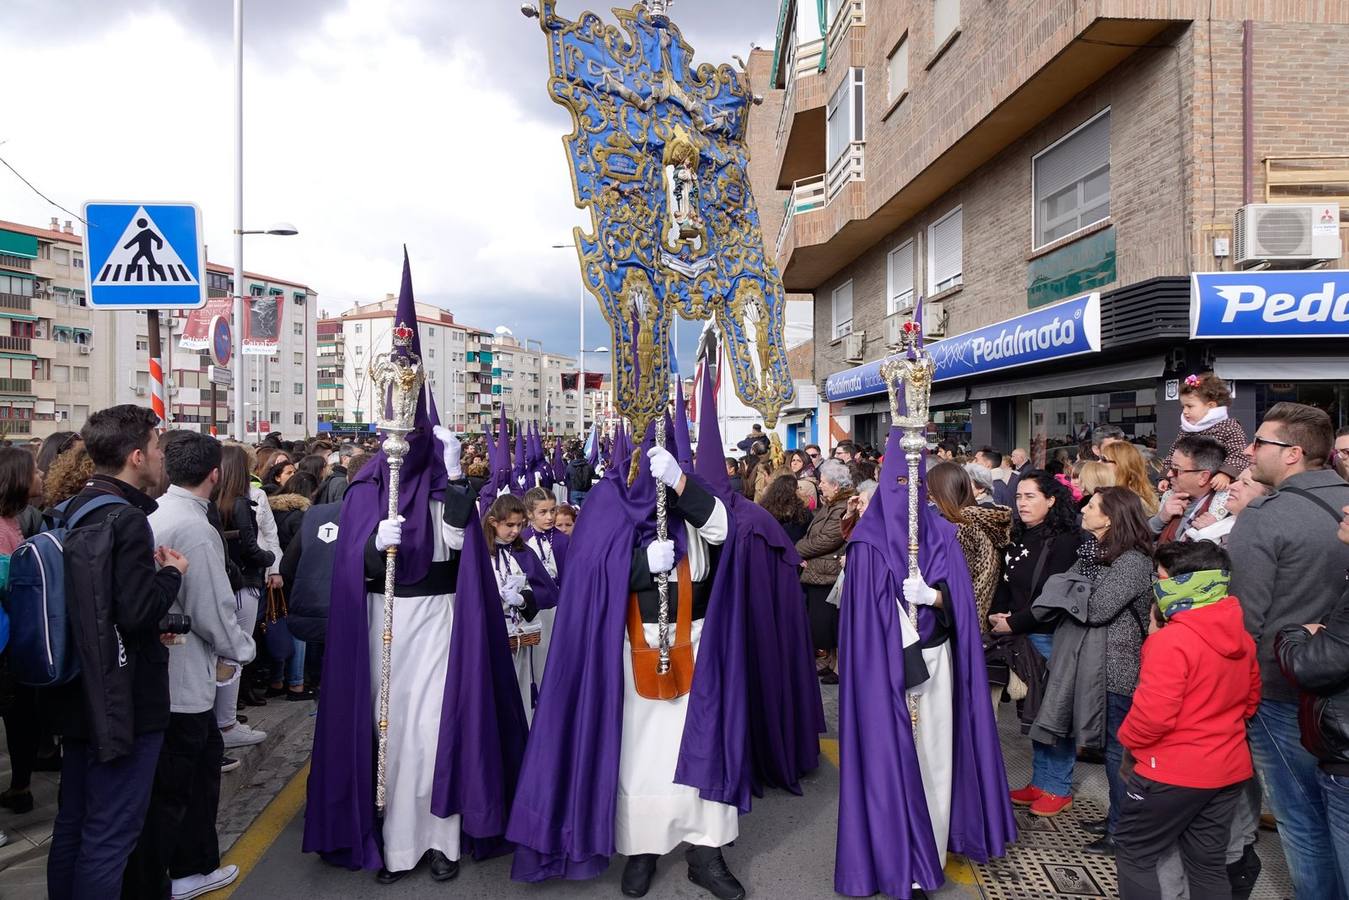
[221, 723, 267, 748]
[171, 864, 239, 899]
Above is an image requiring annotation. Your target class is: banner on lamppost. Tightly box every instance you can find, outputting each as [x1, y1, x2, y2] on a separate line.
[243, 292, 285, 355]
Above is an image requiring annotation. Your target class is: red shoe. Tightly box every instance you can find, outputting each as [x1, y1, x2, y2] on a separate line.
[1030, 791, 1073, 817]
[1009, 784, 1045, 806]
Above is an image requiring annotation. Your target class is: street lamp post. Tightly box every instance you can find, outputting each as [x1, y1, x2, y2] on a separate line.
[233, 0, 298, 440]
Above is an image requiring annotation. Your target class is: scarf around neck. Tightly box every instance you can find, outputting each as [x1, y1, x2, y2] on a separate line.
[1180, 405, 1229, 433]
[1077, 533, 1104, 579]
[1153, 568, 1230, 619]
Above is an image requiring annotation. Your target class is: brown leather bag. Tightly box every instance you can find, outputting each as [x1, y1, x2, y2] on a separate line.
[627, 558, 695, 700]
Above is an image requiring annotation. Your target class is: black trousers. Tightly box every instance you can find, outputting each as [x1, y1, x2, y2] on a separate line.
[804, 582, 838, 652]
[1114, 772, 1242, 900]
[122, 711, 223, 899]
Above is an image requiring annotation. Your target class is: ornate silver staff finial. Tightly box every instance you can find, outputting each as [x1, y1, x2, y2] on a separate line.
[880, 317, 935, 730]
[647, 0, 672, 19]
[368, 320, 426, 815]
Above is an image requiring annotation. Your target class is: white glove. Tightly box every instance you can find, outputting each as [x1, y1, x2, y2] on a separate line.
[433, 425, 463, 479]
[502, 573, 528, 596]
[902, 574, 940, 607]
[501, 586, 527, 609]
[374, 516, 404, 552]
[646, 539, 675, 575]
[647, 446, 683, 489]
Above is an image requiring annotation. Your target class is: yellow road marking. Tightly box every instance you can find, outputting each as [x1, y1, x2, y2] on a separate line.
[216, 760, 310, 898]
[821, 737, 840, 767]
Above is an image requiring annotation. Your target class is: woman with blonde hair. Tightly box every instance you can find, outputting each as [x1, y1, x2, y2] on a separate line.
[1100, 440, 1159, 516]
[1078, 460, 1116, 499]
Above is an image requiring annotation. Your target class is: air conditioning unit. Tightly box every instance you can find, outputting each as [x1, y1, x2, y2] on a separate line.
[842, 331, 864, 363]
[133, 386, 147, 396]
[78, 345, 92, 355]
[1234, 203, 1341, 269]
[923, 299, 946, 339]
[884, 314, 909, 350]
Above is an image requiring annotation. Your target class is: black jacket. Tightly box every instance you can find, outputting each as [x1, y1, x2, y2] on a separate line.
[268, 492, 312, 553]
[280, 501, 341, 643]
[223, 496, 274, 590]
[1276, 581, 1349, 775]
[990, 523, 1082, 636]
[565, 459, 594, 494]
[316, 470, 347, 506]
[47, 475, 182, 751]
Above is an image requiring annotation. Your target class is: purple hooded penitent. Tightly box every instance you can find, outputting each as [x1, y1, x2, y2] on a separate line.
[303, 251, 528, 870]
[834, 425, 1016, 897]
[689, 367, 824, 796]
[506, 415, 758, 882]
[550, 439, 566, 486]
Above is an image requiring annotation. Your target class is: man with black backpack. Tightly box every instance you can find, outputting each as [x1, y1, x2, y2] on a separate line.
[46, 405, 188, 900]
[566, 447, 595, 507]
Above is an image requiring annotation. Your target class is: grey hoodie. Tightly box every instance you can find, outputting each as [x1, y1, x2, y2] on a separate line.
[149, 485, 257, 714]
[1230, 467, 1349, 703]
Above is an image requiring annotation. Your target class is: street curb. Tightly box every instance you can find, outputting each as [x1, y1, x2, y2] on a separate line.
[219, 697, 315, 814]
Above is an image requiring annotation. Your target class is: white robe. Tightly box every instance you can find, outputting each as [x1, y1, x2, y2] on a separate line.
[899, 602, 956, 870]
[366, 501, 464, 872]
[614, 502, 739, 856]
[495, 546, 546, 726]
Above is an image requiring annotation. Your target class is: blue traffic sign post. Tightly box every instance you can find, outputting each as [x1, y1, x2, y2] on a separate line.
[82, 201, 208, 429]
[208, 315, 233, 436]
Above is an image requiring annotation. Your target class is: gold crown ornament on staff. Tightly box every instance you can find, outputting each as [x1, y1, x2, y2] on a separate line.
[367, 320, 425, 815]
[879, 308, 936, 729]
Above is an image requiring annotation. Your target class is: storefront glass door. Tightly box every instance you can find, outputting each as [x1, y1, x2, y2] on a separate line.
[1253, 382, 1349, 430]
[1029, 388, 1157, 463]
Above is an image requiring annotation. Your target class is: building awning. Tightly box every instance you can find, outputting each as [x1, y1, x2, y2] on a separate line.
[1214, 355, 1349, 381]
[779, 411, 812, 426]
[968, 355, 1166, 401]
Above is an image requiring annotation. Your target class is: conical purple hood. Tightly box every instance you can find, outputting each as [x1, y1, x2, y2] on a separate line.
[694, 351, 732, 499]
[672, 379, 692, 469]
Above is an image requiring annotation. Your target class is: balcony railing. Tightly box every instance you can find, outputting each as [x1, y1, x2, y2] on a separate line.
[776, 174, 827, 260]
[826, 0, 863, 65]
[0, 336, 32, 353]
[1264, 155, 1349, 209]
[0, 254, 32, 271]
[775, 36, 826, 150]
[0, 294, 32, 313]
[0, 419, 32, 434]
[0, 378, 32, 394]
[826, 141, 865, 203]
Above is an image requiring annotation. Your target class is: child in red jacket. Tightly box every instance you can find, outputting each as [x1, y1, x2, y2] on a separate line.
[1114, 541, 1260, 900]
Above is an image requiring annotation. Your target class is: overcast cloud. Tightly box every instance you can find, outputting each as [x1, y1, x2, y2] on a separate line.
[0, 0, 779, 369]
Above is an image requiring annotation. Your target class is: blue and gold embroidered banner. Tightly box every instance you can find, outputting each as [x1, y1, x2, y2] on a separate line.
[527, 1, 794, 429]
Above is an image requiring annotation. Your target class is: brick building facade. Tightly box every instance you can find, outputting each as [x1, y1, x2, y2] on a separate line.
[765, 0, 1349, 455]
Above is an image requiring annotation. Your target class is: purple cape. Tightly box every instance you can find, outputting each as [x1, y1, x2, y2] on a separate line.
[505, 432, 755, 882]
[501, 541, 559, 612]
[690, 369, 824, 794]
[550, 441, 566, 486]
[834, 428, 1016, 897]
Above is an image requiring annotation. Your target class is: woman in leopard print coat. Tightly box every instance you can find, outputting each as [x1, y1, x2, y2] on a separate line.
[927, 461, 1012, 631]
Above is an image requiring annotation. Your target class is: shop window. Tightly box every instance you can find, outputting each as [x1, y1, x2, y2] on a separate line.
[933, 0, 960, 48]
[826, 68, 865, 168]
[887, 240, 915, 314]
[832, 280, 854, 339]
[1030, 388, 1157, 463]
[887, 36, 909, 104]
[928, 206, 963, 294]
[1033, 110, 1110, 248]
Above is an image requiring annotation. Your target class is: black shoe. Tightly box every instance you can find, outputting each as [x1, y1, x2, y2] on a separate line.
[242, 688, 267, 707]
[0, 789, 33, 814]
[376, 867, 411, 885]
[265, 685, 288, 698]
[621, 854, 659, 897]
[428, 850, 458, 882]
[287, 688, 317, 701]
[236, 713, 248, 724]
[686, 846, 745, 900]
[1080, 817, 1108, 836]
[1228, 842, 1261, 899]
[1083, 835, 1117, 856]
[818, 668, 839, 686]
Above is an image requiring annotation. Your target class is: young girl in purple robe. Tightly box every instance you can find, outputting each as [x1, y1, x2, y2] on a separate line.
[485, 495, 555, 723]
[521, 486, 569, 587]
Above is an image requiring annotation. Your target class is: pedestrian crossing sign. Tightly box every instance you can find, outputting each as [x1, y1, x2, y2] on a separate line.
[82, 201, 207, 309]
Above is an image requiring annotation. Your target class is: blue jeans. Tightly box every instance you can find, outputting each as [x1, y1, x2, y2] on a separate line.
[1248, 699, 1345, 898]
[1105, 691, 1132, 834]
[47, 733, 164, 900]
[272, 637, 306, 688]
[1028, 632, 1076, 796]
[569, 490, 588, 508]
[1319, 769, 1349, 894]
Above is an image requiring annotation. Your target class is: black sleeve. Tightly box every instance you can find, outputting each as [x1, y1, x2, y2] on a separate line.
[990, 577, 1011, 616]
[932, 581, 955, 631]
[1276, 597, 1349, 695]
[672, 478, 717, 529]
[236, 500, 275, 570]
[441, 479, 477, 530]
[518, 589, 539, 623]
[279, 530, 303, 594]
[630, 543, 654, 594]
[364, 531, 385, 580]
[111, 510, 183, 636]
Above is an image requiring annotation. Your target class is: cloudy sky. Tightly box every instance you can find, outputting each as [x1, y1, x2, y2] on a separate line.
[0, 0, 780, 369]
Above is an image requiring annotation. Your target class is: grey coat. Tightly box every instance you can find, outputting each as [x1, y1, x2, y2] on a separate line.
[1028, 568, 1108, 750]
[1082, 550, 1153, 696]
[1230, 467, 1349, 702]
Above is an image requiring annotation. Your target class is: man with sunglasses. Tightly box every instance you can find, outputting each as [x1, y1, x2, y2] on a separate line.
[1229, 402, 1349, 899]
[1150, 435, 1227, 545]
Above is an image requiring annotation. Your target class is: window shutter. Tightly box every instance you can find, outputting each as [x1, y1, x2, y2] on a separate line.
[889, 242, 914, 310]
[1036, 113, 1110, 203]
[930, 209, 963, 291]
[833, 281, 854, 336]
